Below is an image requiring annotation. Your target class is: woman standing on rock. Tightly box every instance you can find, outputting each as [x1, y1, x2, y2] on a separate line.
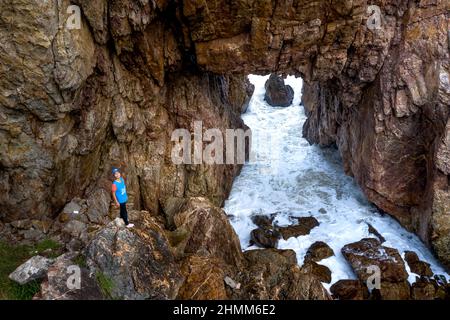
[111, 168, 134, 228]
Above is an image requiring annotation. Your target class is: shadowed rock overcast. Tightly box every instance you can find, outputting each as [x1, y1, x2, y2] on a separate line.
[0, 0, 449, 300]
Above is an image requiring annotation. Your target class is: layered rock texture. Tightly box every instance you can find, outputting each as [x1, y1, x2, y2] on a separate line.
[0, 0, 449, 299]
[301, 0, 450, 268]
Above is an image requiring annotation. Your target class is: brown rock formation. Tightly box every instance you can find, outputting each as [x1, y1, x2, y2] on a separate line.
[342, 238, 411, 300]
[264, 74, 294, 107]
[301, 1, 450, 268]
[0, 0, 449, 293]
[0, 0, 252, 223]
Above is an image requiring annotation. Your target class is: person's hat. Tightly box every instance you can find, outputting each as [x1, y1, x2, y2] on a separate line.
[112, 167, 120, 174]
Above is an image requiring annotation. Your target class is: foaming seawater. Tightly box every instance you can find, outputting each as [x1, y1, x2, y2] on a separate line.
[223, 75, 449, 289]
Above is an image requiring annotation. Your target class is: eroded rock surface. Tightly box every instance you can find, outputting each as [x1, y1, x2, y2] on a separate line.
[342, 238, 410, 300]
[1, 0, 449, 299]
[301, 0, 450, 268]
[86, 214, 184, 300]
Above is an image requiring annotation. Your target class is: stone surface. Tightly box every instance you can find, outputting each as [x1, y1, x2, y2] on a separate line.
[304, 241, 334, 262]
[342, 238, 409, 283]
[232, 249, 331, 300]
[404, 251, 433, 277]
[341, 238, 410, 300]
[410, 278, 447, 300]
[0, 0, 449, 298]
[86, 214, 184, 300]
[301, 0, 450, 268]
[342, 238, 411, 300]
[278, 217, 319, 240]
[264, 74, 294, 107]
[9, 255, 54, 285]
[176, 255, 228, 300]
[301, 260, 332, 284]
[172, 197, 244, 270]
[250, 228, 279, 248]
[38, 253, 104, 300]
[330, 280, 369, 300]
[251, 215, 274, 230]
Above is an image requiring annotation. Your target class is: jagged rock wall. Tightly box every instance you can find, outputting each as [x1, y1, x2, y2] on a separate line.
[0, 0, 448, 268]
[302, 0, 450, 268]
[0, 0, 251, 222]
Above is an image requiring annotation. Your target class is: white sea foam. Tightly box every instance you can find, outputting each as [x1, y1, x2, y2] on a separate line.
[223, 74, 449, 290]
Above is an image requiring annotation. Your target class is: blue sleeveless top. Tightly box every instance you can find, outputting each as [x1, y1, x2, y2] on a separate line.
[113, 178, 128, 204]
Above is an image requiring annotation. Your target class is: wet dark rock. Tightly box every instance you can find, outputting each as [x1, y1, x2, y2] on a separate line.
[342, 238, 410, 300]
[250, 228, 279, 248]
[278, 217, 319, 240]
[404, 251, 433, 277]
[367, 223, 386, 243]
[305, 241, 334, 262]
[251, 215, 274, 230]
[410, 277, 448, 300]
[301, 260, 332, 284]
[264, 74, 294, 107]
[233, 249, 331, 300]
[242, 77, 255, 113]
[330, 280, 369, 300]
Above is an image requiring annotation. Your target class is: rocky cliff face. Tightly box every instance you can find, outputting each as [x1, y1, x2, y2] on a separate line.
[302, 0, 450, 268]
[0, 0, 449, 281]
[0, 0, 252, 223]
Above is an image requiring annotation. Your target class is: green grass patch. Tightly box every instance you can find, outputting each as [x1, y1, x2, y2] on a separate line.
[0, 239, 62, 300]
[73, 255, 87, 268]
[95, 271, 115, 300]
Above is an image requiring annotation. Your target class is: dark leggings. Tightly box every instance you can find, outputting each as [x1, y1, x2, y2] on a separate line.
[119, 202, 129, 225]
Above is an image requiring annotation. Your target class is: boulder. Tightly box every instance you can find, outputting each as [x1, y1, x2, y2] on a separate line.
[410, 278, 444, 300]
[304, 241, 334, 262]
[62, 220, 87, 238]
[172, 197, 244, 269]
[301, 260, 332, 284]
[9, 255, 54, 285]
[86, 214, 184, 300]
[330, 280, 370, 300]
[61, 199, 85, 216]
[38, 253, 104, 300]
[404, 251, 433, 277]
[342, 238, 409, 283]
[85, 189, 111, 225]
[176, 255, 228, 300]
[264, 74, 294, 107]
[278, 217, 319, 240]
[235, 249, 331, 300]
[250, 228, 279, 248]
[251, 215, 274, 229]
[342, 238, 410, 300]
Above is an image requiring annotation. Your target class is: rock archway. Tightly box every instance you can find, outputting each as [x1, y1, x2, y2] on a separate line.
[0, 0, 449, 267]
